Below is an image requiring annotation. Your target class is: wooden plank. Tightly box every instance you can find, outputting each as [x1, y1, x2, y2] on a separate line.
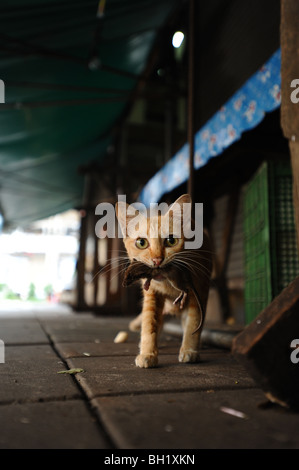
[281, 0, 299, 140]
[289, 140, 299, 250]
[232, 275, 299, 410]
[219, 189, 240, 276]
[281, 0, 299, 250]
[187, 0, 195, 202]
[210, 190, 240, 321]
[76, 210, 87, 310]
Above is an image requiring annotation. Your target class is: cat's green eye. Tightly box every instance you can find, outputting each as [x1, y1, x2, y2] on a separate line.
[135, 238, 149, 250]
[165, 236, 178, 247]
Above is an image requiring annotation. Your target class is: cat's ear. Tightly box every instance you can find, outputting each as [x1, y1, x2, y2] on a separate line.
[166, 194, 192, 216]
[115, 201, 147, 238]
[173, 194, 192, 206]
[115, 201, 129, 237]
[164, 194, 192, 235]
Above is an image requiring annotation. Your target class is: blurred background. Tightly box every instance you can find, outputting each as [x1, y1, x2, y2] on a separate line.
[0, 0, 298, 326]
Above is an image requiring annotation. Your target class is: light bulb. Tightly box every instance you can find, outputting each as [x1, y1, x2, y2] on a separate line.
[172, 31, 184, 48]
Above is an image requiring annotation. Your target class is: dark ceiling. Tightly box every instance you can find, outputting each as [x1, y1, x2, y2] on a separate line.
[0, 0, 183, 229]
[0, 0, 281, 230]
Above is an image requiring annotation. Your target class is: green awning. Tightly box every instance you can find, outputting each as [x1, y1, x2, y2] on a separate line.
[0, 0, 181, 229]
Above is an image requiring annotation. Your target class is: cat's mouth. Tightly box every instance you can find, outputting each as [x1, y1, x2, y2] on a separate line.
[132, 259, 167, 281]
[128, 259, 174, 291]
[146, 266, 169, 282]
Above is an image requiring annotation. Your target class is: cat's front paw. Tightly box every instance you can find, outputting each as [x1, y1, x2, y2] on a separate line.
[179, 349, 200, 363]
[135, 354, 158, 368]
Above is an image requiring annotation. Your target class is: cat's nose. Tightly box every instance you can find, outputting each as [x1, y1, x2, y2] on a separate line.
[152, 257, 163, 267]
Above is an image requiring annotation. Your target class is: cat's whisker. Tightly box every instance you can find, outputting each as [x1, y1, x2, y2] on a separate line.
[89, 257, 130, 284]
[183, 252, 212, 262]
[183, 248, 215, 255]
[170, 258, 198, 277]
[105, 255, 130, 264]
[163, 256, 195, 276]
[104, 260, 130, 273]
[174, 250, 212, 267]
[181, 250, 214, 258]
[102, 257, 130, 269]
[171, 256, 211, 280]
[179, 260, 211, 279]
[169, 260, 189, 275]
[175, 255, 212, 275]
[109, 263, 131, 283]
[89, 264, 128, 285]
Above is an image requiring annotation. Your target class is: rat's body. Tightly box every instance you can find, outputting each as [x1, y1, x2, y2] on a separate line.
[123, 260, 205, 332]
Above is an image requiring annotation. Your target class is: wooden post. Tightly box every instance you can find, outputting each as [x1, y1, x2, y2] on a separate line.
[76, 209, 87, 310]
[232, 275, 299, 410]
[165, 99, 174, 163]
[187, 0, 195, 203]
[76, 171, 94, 310]
[232, 0, 299, 411]
[93, 210, 99, 307]
[289, 141, 299, 250]
[281, 0, 299, 250]
[212, 189, 240, 321]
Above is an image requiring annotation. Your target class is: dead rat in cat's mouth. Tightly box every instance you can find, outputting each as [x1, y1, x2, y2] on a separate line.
[123, 260, 192, 311]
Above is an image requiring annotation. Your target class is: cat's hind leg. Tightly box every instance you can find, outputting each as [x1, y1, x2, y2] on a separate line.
[129, 312, 142, 332]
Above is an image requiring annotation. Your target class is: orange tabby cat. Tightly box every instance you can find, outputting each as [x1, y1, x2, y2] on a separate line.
[116, 194, 213, 368]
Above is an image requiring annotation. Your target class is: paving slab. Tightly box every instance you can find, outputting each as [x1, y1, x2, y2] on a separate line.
[92, 389, 299, 449]
[0, 317, 49, 345]
[66, 350, 256, 399]
[1, 310, 298, 449]
[40, 315, 132, 343]
[0, 399, 112, 449]
[54, 336, 182, 359]
[0, 345, 81, 404]
[55, 341, 138, 359]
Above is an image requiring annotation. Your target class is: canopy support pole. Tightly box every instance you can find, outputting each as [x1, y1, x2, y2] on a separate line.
[281, 0, 299, 251]
[187, 0, 195, 203]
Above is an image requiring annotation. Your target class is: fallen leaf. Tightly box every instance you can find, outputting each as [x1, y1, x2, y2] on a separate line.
[57, 368, 84, 375]
[220, 406, 248, 419]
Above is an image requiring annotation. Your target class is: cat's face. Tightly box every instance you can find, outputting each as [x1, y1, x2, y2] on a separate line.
[116, 194, 190, 268]
[121, 214, 185, 268]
